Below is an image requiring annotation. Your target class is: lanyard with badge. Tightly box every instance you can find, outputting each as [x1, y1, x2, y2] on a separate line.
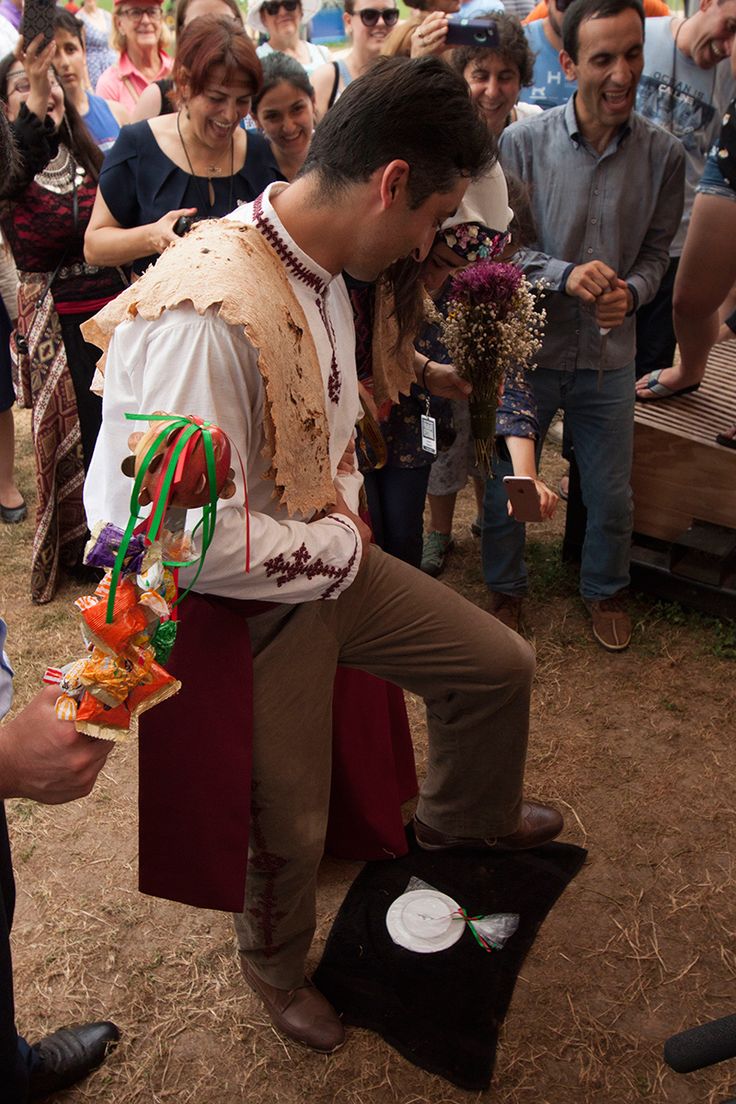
[420, 357, 437, 456]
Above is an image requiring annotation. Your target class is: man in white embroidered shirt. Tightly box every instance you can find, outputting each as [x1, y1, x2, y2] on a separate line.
[84, 57, 564, 1054]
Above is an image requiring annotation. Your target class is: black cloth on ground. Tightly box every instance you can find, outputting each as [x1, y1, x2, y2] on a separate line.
[313, 830, 587, 1092]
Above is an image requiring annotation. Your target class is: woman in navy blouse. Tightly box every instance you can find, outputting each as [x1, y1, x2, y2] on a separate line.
[84, 15, 281, 276]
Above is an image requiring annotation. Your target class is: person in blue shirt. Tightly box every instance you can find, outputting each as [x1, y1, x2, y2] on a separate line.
[518, 0, 577, 109]
[496, 0, 685, 651]
[53, 10, 129, 152]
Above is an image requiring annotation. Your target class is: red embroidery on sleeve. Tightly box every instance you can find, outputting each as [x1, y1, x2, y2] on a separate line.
[263, 518, 359, 599]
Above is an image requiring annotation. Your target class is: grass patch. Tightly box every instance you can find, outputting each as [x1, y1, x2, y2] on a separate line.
[526, 536, 578, 599]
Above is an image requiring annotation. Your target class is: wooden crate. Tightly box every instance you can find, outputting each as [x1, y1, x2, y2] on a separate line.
[632, 343, 736, 541]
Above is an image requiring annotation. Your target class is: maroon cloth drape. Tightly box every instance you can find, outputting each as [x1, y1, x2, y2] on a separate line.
[138, 593, 417, 912]
[327, 667, 417, 860]
[139, 592, 258, 912]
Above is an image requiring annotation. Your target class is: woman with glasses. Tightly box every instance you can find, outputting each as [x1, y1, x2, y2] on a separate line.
[311, 0, 398, 118]
[131, 0, 245, 122]
[0, 37, 128, 602]
[85, 16, 281, 276]
[247, 0, 330, 74]
[95, 0, 172, 114]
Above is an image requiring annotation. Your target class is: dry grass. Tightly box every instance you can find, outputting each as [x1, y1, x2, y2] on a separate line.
[3, 408, 736, 1103]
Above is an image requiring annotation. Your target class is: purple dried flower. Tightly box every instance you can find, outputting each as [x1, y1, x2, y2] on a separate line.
[448, 261, 523, 317]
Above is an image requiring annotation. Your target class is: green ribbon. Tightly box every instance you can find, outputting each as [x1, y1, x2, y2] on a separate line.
[458, 908, 499, 953]
[105, 414, 221, 624]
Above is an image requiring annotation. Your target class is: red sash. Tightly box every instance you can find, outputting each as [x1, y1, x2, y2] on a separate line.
[138, 593, 418, 912]
[139, 592, 272, 911]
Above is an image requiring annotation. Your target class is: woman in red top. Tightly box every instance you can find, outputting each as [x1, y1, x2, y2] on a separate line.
[0, 37, 127, 603]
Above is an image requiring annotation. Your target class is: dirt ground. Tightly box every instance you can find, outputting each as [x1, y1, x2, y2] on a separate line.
[2, 407, 736, 1104]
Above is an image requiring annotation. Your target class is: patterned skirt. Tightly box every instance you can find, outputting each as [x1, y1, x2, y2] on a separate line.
[11, 272, 87, 603]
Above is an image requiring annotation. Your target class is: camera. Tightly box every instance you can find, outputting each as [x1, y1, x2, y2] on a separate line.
[173, 215, 196, 237]
[445, 18, 500, 48]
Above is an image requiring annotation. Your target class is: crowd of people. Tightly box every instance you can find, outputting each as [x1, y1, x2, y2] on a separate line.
[1, 0, 736, 1095]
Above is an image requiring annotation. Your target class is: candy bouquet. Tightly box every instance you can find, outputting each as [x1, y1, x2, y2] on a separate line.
[44, 414, 241, 742]
[431, 261, 545, 475]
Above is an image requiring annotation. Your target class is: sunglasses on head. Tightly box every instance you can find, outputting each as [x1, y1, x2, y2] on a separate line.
[554, 0, 575, 11]
[355, 7, 399, 25]
[262, 0, 299, 15]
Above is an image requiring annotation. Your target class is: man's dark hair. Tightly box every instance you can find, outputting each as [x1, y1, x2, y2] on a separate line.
[448, 13, 536, 88]
[562, 0, 644, 62]
[301, 56, 495, 208]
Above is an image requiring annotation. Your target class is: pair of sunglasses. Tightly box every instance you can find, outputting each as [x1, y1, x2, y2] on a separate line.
[262, 0, 299, 15]
[355, 7, 399, 25]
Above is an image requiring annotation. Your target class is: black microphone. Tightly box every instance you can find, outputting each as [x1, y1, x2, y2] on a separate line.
[664, 1013, 736, 1073]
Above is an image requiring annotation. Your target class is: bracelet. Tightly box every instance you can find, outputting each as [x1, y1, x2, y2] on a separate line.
[421, 356, 431, 392]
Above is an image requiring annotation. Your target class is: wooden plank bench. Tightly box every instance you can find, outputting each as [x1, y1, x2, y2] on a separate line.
[632, 343, 736, 541]
[629, 343, 736, 614]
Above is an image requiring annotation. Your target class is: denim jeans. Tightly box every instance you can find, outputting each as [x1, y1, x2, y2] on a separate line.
[481, 363, 635, 601]
[363, 465, 431, 569]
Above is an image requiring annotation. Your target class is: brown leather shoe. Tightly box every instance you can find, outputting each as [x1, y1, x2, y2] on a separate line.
[584, 596, 631, 651]
[240, 959, 345, 1053]
[487, 590, 523, 632]
[414, 801, 563, 852]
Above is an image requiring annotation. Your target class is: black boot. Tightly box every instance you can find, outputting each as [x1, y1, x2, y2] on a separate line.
[29, 1021, 120, 1101]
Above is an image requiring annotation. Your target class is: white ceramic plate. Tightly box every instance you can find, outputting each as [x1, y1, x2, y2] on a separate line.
[385, 888, 465, 954]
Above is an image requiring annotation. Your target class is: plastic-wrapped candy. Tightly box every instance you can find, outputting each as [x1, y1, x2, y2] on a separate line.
[81, 580, 155, 656]
[84, 521, 148, 575]
[79, 646, 153, 707]
[43, 412, 245, 743]
[75, 658, 180, 742]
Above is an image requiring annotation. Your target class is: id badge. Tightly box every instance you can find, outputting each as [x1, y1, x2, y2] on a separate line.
[421, 413, 437, 456]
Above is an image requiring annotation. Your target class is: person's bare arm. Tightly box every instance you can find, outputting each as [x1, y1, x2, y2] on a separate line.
[409, 11, 449, 57]
[108, 100, 131, 127]
[414, 350, 472, 401]
[84, 187, 196, 268]
[310, 61, 339, 122]
[128, 83, 160, 124]
[21, 36, 57, 122]
[0, 686, 113, 804]
[505, 436, 558, 520]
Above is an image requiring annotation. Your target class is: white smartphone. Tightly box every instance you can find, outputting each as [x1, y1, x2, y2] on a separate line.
[503, 476, 543, 523]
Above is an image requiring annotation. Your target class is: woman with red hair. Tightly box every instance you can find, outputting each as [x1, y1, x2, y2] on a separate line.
[85, 15, 280, 276]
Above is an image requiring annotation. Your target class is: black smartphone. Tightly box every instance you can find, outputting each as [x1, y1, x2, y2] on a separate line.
[445, 18, 500, 48]
[21, 0, 57, 49]
[173, 215, 196, 237]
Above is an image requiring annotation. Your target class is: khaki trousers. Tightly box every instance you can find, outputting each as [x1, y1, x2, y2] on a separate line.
[233, 544, 534, 988]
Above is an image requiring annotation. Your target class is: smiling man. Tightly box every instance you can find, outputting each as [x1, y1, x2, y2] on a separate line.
[84, 56, 564, 1054]
[493, 0, 685, 651]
